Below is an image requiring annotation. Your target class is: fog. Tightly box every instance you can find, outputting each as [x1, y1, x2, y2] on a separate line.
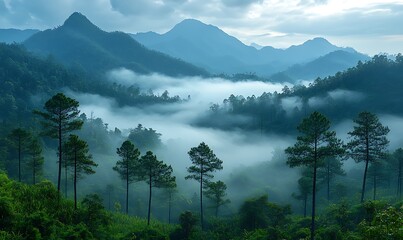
[71, 69, 293, 173]
[60, 69, 403, 216]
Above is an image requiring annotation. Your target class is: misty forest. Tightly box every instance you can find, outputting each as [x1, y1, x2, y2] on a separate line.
[0, 11, 403, 240]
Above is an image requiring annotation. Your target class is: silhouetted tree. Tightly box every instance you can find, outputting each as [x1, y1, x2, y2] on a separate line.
[392, 148, 403, 198]
[113, 140, 140, 214]
[318, 156, 345, 201]
[203, 180, 230, 217]
[64, 134, 97, 209]
[292, 170, 312, 217]
[8, 128, 31, 182]
[165, 181, 177, 224]
[347, 112, 389, 203]
[185, 142, 223, 230]
[285, 111, 343, 240]
[138, 151, 175, 225]
[27, 137, 44, 184]
[34, 93, 83, 192]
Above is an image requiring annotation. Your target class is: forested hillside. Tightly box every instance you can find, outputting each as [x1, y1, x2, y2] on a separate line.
[201, 55, 403, 133]
[0, 43, 182, 124]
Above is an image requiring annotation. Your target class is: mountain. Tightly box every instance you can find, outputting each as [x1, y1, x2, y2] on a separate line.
[0, 29, 39, 43]
[272, 50, 371, 81]
[24, 12, 207, 77]
[132, 20, 366, 77]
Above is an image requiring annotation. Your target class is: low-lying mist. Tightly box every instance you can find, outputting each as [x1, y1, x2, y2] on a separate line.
[57, 69, 403, 217]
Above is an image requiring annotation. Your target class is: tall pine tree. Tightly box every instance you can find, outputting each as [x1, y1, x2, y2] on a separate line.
[34, 93, 83, 192]
[285, 112, 343, 240]
[347, 112, 389, 203]
[185, 142, 223, 230]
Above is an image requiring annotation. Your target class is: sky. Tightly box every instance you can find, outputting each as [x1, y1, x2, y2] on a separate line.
[1, 0, 403, 55]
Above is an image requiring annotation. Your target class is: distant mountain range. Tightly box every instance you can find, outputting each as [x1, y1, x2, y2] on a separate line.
[0, 29, 39, 43]
[23, 12, 207, 77]
[132, 19, 369, 81]
[1, 13, 370, 81]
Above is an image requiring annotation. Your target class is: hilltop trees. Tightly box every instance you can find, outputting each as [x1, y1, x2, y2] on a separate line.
[113, 140, 141, 214]
[34, 93, 83, 192]
[185, 142, 223, 229]
[64, 134, 97, 209]
[138, 151, 175, 225]
[285, 111, 344, 240]
[347, 112, 389, 203]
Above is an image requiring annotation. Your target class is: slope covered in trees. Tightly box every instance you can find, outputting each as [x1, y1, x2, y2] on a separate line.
[0, 42, 182, 124]
[201, 55, 403, 133]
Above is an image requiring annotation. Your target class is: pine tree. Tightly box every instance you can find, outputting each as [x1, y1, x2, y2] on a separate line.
[64, 134, 97, 209]
[113, 140, 140, 214]
[203, 180, 230, 217]
[347, 112, 389, 203]
[8, 128, 31, 182]
[285, 111, 343, 240]
[27, 137, 44, 184]
[185, 142, 223, 230]
[139, 151, 175, 225]
[34, 93, 83, 192]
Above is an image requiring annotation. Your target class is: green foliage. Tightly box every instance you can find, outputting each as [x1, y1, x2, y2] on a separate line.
[359, 206, 403, 240]
[239, 195, 291, 231]
[128, 124, 163, 152]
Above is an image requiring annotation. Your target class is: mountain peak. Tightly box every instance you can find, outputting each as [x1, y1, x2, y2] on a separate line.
[303, 37, 332, 47]
[62, 12, 99, 32]
[170, 18, 219, 34]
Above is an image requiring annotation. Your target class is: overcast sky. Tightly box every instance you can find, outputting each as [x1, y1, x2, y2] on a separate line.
[1, 0, 403, 55]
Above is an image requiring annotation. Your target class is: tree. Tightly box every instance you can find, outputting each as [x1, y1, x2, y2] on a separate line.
[318, 156, 345, 201]
[165, 181, 177, 224]
[27, 137, 44, 184]
[285, 111, 343, 240]
[347, 112, 389, 203]
[113, 140, 140, 214]
[138, 151, 175, 225]
[392, 148, 403, 198]
[34, 93, 83, 192]
[8, 128, 31, 182]
[64, 134, 97, 209]
[203, 180, 230, 217]
[292, 170, 312, 217]
[185, 142, 223, 230]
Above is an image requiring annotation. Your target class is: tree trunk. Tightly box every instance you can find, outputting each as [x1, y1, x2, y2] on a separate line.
[200, 168, 204, 230]
[168, 192, 172, 224]
[373, 165, 377, 200]
[303, 195, 307, 218]
[126, 163, 129, 214]
[74, 148, 77, 210]
[65, 157, 68, 198]
[310, 140, 318, 240]
[33, 155, 36, 184]
[398, 158, 402, 199]
[327, 161, 330, 201]
[147, 173, 152, 225]
[18, 136, 21, 182]
[361, 136, 370, 203]
[57, 115, 62, 192]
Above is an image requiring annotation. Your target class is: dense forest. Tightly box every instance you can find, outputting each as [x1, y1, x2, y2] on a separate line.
[0, 40, 402, 240]
[201, 55, 403, 134]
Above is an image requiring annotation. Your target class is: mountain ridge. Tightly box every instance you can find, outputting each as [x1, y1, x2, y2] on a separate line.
[23, 12, 207, 77]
